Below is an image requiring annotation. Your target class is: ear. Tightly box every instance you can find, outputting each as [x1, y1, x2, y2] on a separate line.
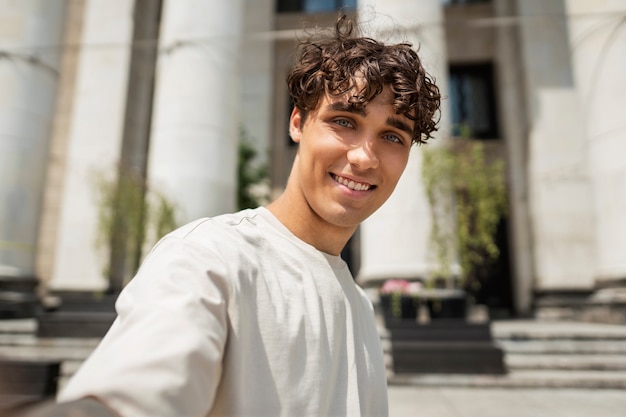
[289, 107, 303, 143]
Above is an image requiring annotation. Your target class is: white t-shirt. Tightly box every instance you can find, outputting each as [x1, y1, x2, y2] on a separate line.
[59, 207, 388, 417]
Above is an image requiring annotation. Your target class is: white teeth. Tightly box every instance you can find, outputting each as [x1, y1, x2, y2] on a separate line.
[333, 175, 371, 191]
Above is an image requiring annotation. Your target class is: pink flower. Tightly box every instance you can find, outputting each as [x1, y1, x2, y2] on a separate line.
[380, 279, 422, 295]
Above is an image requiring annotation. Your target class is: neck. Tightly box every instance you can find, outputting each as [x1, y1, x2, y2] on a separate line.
[266, 193, 355, 256]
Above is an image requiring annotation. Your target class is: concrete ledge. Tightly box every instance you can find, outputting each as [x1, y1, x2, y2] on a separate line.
[389, 369, 626, 389]
[37, 311, 116, 338]
[506, 354, 626, 371]
[535, 289, 626, 324]
[36, 292, 117, 338]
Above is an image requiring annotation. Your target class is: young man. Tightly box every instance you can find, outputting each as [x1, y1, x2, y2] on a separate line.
[11, 14, 440, 417]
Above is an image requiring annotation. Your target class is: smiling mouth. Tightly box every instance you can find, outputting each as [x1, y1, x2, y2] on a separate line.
[331, 174, 375, 191]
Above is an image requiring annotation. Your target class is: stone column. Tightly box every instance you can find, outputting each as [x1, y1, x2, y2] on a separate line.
[36, 0, 85, 287]
[0, 0, 67, 277]
[357, 0, 451, 285]
[517, 0, 595, 292]
[567, 0, 626, 287]
[147, 0, 244, 223]
[49, 0, 135, 290]
[493, 0, 535, 314]
[241, 0, 274, 165]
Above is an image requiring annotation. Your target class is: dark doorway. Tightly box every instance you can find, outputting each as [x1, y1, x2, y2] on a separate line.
[471, 217, 515, 318]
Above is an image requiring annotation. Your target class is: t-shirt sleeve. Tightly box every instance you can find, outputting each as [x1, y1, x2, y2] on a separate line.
[57, 236, 231, 417]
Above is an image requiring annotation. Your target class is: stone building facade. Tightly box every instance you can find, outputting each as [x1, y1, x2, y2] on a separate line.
[1, 0, 625, 321]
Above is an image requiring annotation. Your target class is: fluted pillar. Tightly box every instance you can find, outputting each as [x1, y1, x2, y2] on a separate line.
[517, 0, 595, 292]
[567, 0, 626, 286]
[241, 0, 274, 164]
[0, 0, 66, 276]
[147, 0, 244, 223]
[357, 0, 451, 285]
[493, 0, 535, 314]
[49, 0, 135, 290]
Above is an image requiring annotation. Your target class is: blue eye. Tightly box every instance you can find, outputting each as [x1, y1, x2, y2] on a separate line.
[334, 119, 353, 128]
[383, 133, 402, 144]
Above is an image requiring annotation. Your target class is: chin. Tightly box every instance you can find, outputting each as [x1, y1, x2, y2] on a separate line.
[324, 211, 370, 229]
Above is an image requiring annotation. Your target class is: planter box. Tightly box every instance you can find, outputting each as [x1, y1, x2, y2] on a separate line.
[385, 319, 507, 374]
[380, 289, 468, 323]
[36, 292, 117, 338]
[0, 275, 40, 319]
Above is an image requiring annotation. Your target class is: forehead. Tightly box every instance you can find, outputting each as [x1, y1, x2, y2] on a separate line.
[323, 87, 412, 122]
[323, 86, 395, 113]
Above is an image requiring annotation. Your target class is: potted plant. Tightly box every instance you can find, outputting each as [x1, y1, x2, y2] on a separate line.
[378, 278, 469, 323]
[237, 128, 270, 210]
[378, 279, 423, 322]
[94, 168, 179, 292]
[421, 138, 507, 316]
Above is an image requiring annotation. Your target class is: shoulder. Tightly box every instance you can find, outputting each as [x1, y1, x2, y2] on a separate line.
[135, 208, 267, 285]
[165, 208, 262, 248]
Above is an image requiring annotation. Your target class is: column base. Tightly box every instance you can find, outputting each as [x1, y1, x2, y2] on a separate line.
[36, 291, 117, 338]
[0, 275, 41, 319]
[535, 284, 626, 324]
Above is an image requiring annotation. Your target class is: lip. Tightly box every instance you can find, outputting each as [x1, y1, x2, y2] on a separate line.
[330, 173, 376, 193]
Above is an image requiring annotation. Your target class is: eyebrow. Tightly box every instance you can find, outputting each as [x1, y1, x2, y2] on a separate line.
[386, 117, 414, 138]
[328, 101, 367, 117]
[327, 101, 414, 138]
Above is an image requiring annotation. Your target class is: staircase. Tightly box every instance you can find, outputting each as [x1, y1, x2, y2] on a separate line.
[384, 319, 626, 389]
[2, 318, 626, 395]
[0, 319, 98, 394]
[0, 275, 40, 319]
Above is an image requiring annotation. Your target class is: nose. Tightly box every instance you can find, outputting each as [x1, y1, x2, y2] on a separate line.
[346, 137, 379, 170]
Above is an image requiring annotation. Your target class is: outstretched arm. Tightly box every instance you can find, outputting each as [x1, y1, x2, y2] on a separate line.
[52, 237, 229, 417]
[6, 398, 118, 417]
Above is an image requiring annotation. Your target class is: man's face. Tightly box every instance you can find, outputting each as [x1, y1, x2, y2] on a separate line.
[289, 87, 414, 230]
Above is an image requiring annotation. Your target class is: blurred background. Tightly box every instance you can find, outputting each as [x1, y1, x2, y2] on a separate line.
[1, 0, 626, 409]
[2, 0, 625, 321]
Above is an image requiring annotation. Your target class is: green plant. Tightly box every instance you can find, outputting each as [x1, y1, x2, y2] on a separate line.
[94, 168, 178, 291]
[422, 139, 507, 292]
[238, 128, 270, 210]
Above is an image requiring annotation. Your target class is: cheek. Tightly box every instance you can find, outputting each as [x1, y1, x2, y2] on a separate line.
[386, 152, 410, 181]
[301, 130, 345, 162]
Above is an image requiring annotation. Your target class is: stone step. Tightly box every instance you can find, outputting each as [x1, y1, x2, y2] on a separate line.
[385, 351, 626, 372]
[36, 310, 116, 338]
[0, 330, 99, 363]
[384, 347, 626, 384]
[385, 336, 626, 356]
[0, 332, 100, 345]
[492, 320, 626, 341]
[496, 339, 626, 354]
[5, 318, 626, 391]
[389, 369, 626, 389]
[0, 344, 96, 363]
[505, 353, 626, 371]
[380, 319, 626, 389]
[0, 318, 95, 396]
[0, 318, 37, 335]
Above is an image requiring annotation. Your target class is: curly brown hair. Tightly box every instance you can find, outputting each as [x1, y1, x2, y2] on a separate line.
[287, 14, 441, 145]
